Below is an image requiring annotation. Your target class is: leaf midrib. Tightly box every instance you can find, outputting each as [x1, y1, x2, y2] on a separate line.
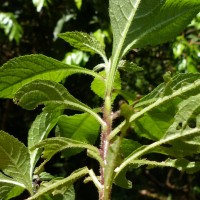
[0, 67, 102, 98]
[123, 6, 195, 54]
[112, 0, 141, 62]
[116, 127, 200, 175]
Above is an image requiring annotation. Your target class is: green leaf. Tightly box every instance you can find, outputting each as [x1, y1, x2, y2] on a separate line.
[0, 54, 101, 98]
[0, 182, 24, 200]
[52, 185, 75, 200]
[135, 73, 200, 108]
[111, 73, 200, 140]
[161, 94, 200, 157]
[27, 167, 88, 200]
[91, 70, 121, 100]
[110, 0, 200, 60]
[14, 80, 104, 125]
[120, 138, 141, 158]
[56, 113, 100, 157]
[0, 12, 23, 43]
[0, 131, 33, 194]
[118, 60, 143, 73]
[32, 137, 103, 168]
[28, 110, 62, 174]
[114, 93, 200, 189]
[114, 158, 200, 189]
[134, 102, 177, 140]
[34, 184, 75, 200]
[58, 32, 107, 62]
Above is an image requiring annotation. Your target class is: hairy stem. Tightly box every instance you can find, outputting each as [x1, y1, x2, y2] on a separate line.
[99, 51, 120, 199]
[99, 95, 112, 200]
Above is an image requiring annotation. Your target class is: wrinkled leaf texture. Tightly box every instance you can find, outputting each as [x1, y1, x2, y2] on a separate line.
[0, 54, 101, 98]
[0, 131, 32, 195]
[110, 0, 200, 60]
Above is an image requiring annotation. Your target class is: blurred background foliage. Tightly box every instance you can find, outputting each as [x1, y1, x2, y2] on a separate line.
[0, 0, 200, 199]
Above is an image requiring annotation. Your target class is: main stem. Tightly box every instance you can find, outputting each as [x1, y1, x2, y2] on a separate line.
[99, 58, 119, 200]
[100, 95, 112, 200]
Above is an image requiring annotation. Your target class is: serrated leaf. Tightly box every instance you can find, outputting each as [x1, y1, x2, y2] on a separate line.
[110, 0, 200, 61]
[129, 73, 200, 141]
[114, 93, 200, 189]
[91, 70, 121, 100]
[129, 73, 200, 122]
[58, 32, 107, 62]
[29, 110, 62, 174]
[112, 76, 200, 140]
[56, 113, 100, 158]
[0, 131, 32, 194]
[0, 54, 101, 98]
[114, 158, 200, 189]
[33, 184, 75, 200]
[32, 137, 102, 168]
[28, 167, 88, 200]
[14, 80, 103, 125]
[161, 94, 200, 157]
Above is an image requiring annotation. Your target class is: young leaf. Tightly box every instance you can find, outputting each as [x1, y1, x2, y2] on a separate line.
[27, 167, 88, 200]
[0, 131, 33, 194]
[91, 70, 121, 100]
[31, 137, 102, 168]
[28, 110, 62, 175]
[118, 60, 143, 73]
[56, 113, 100, 158]
[0, 54, 102, 98]
[110, 0, 200, 60]
[58, 32, 107, 63]
[14, 80, 104, 126]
